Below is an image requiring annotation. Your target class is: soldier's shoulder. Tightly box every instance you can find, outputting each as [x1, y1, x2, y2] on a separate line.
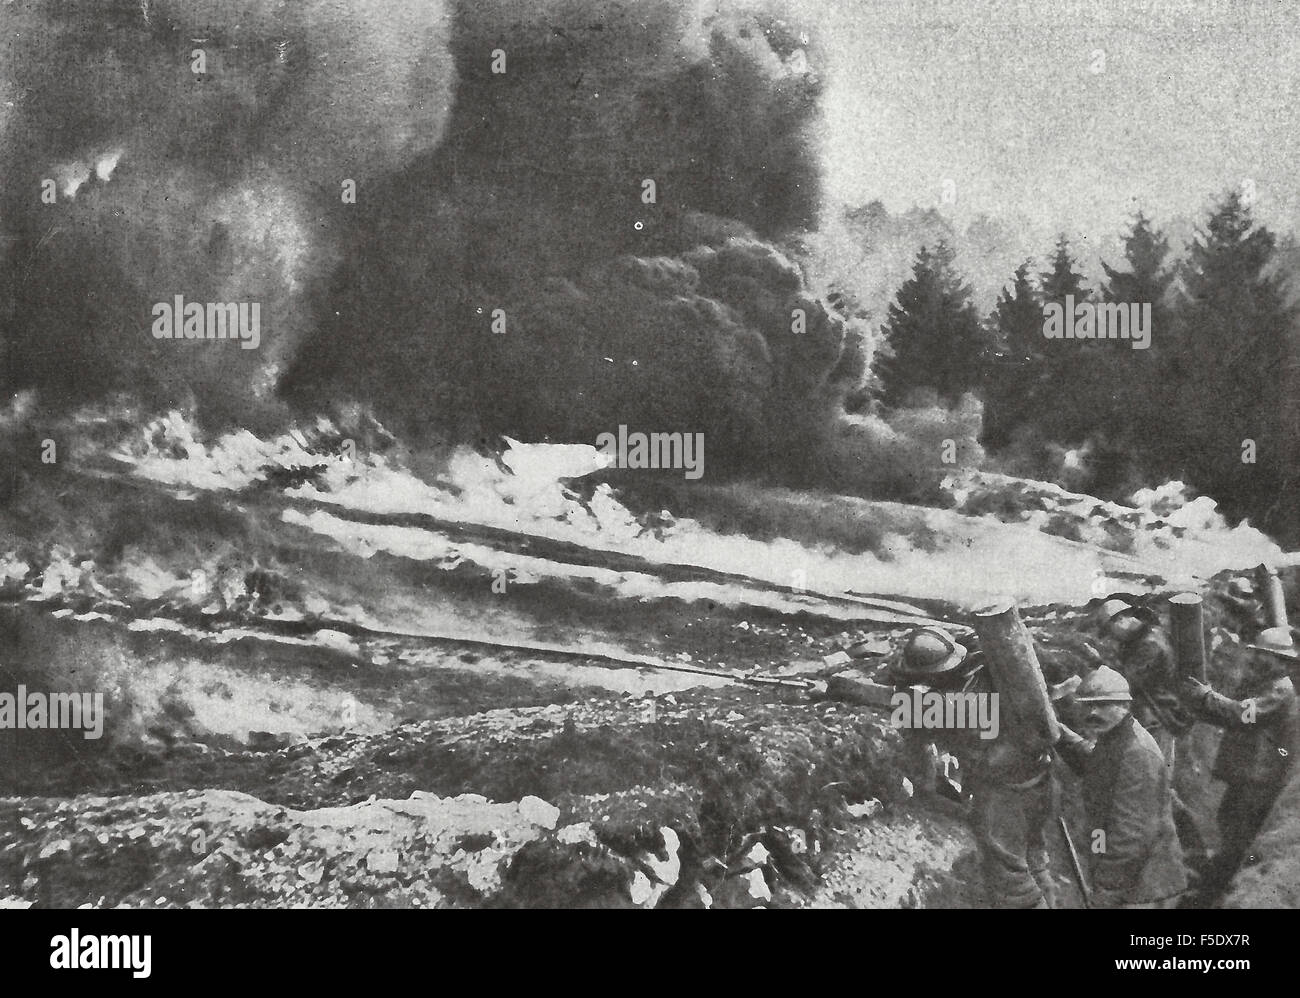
[1125, 718, 1166, 765]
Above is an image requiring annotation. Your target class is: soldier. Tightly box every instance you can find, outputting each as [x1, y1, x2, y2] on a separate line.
[892, 627, 1075, 909]
[1182, 626, 1298, 904]
[1096, 597, 1205, 869]
[1055, 666, 1187, 908]
[1222, 577, 1267, 644]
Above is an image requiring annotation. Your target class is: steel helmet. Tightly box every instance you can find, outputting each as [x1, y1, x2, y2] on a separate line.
[1099, 596, 1156, 640]
[892, 627, 970, 685]
[1245, 626, 1300, 661]
[1099, 598, 1135, 622]
[1099, 596, 1158, 624]
[1228, 577, 1257, 600]
[1074, 665, 1132, 703]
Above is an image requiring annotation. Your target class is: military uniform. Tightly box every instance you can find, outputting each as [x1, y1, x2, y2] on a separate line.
[1221, 594, 1266, 644]
[1114, 623, 1205, 865]
[1190, 671, 1297, 897]
[901, 659, 1058, 909]
[967, 737, 1058, 909]
[893, 627, 1061, 910]
[1058, 714, 1187, 908]
[1116, 626, 1191, 736]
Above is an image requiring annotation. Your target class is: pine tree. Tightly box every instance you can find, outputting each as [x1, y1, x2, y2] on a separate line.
[1091, 213, 1176, 488]
[1039, 234, 1091, 305]
[1035, 235, 1095, 445]
[1168, 191, 1296, 522]
[981, 261, 1043, 449]
[1101, 212, 1173, 308]
[991, 262, 1043, 363]
[873, 242, 987, 409]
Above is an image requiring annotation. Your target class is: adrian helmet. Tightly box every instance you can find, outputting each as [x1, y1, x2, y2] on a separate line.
[891, 627, 973, 686]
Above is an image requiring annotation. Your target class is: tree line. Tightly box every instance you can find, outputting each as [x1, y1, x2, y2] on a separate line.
[868, 192, 1299, 542]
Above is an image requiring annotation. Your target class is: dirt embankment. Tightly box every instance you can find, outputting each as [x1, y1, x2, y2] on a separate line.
[1, 690, 927, 908]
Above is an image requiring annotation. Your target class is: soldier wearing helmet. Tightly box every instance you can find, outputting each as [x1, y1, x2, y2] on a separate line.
[1222, 576, 1266, 643]
[1097, 597, 1192, 738]
[1055, 666, 1188, 908]
[1095, 596, 1204, 868]
[892, 626, 1068, 909]
[890, 626, 981, 687]
[1182, 626, 1299, 904]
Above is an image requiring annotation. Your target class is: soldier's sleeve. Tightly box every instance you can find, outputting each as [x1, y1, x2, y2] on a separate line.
[1053, 723, 1092, 774]
[1091, 743, 1163, 894]
[1200, 677, 1295, 729]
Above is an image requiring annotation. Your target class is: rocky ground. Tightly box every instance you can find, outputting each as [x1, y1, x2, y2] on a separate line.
[0, 578, 1274, 910]
[0, 411, 1293, 908]
[0, 685, 915, 908]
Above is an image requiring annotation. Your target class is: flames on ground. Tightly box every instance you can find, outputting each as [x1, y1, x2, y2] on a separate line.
[0, 409, 1292, 907]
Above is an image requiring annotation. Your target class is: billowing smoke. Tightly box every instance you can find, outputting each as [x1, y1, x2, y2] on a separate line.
[1, 0, 455, 421]
[281, 0, 847, 475]
[1, 0, 893, 489]
[825, 393, 986, 502]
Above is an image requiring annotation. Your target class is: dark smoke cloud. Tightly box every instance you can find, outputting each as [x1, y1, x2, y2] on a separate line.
[283, 0, 846, 472]
[3, 0, 454, 185]
[1, 0, 454, 420]
[1, 0, 895, 490]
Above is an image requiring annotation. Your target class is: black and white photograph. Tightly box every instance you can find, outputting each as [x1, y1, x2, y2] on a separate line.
[0, 0, 1295, 950]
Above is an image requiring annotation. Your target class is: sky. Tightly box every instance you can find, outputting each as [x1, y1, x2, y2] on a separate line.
[813, 0, 1300, 258]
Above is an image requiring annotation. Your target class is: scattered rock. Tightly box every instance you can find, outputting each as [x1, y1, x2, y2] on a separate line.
[517, 796, 560, 830]
[248, 731, 297, 752]
[556, 823, 599, 847]
[846, 799, 883, 820]
[714, 868, 771, 908]
[629, 869, 670, 908]
[1, 788, 572, 908]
